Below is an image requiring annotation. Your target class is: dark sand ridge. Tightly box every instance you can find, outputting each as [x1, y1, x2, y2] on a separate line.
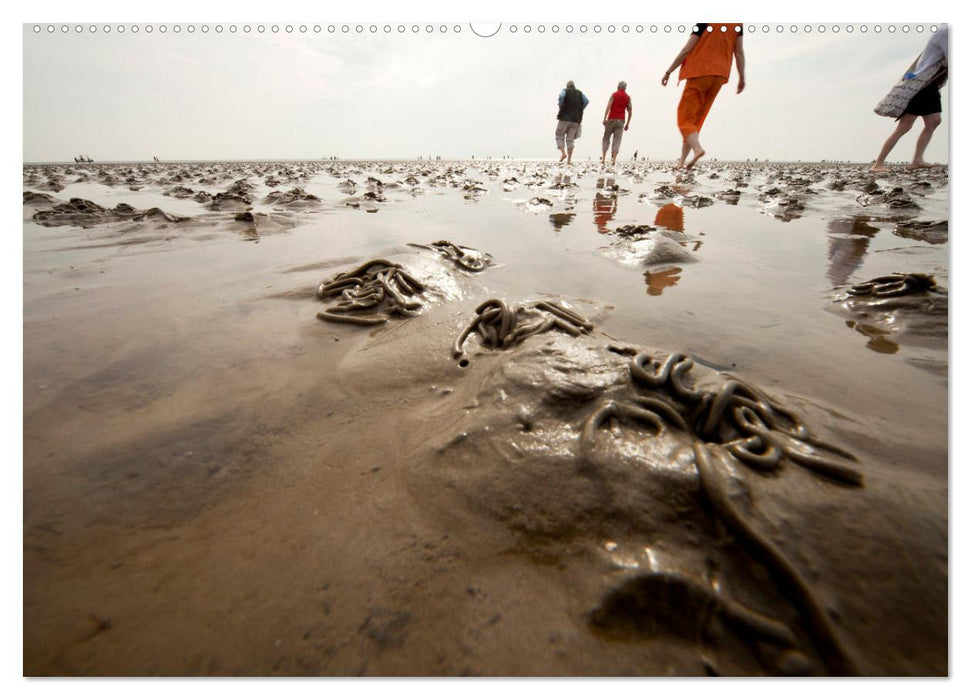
[23, 159, 947, 675]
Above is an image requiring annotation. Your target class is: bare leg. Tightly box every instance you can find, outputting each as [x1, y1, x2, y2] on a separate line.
[567, 146, 574, 165]
[559, 147, 567, 163]
[871, 114, 916, 171]
[677, 141, 691, 169]
[684, 132, 706, 168]
[909, 113, 942, 168]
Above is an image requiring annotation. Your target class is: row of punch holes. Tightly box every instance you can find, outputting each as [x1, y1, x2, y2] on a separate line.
[32, 23, 940, 35]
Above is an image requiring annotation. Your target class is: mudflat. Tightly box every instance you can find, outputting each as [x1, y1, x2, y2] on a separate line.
[23, 158, 947, 675]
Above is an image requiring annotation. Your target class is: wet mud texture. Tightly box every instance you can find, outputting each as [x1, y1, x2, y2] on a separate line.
[24, 159, 946, 676]
[829, 272, 947, 357]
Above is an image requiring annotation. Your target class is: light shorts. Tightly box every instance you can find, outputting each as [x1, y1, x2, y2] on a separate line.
[555, 120, 581, 149]
[602, 119, 625, 155]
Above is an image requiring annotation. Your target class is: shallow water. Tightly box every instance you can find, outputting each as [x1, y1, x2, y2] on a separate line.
[23, 159, 947, 675]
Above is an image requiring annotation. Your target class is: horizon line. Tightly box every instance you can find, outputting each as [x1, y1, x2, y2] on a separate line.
[23, 157, 931, 166]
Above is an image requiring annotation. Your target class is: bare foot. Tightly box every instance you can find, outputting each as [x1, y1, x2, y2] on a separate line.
[684, 149, 706, 169]
[559, 153, 567, 163]
[870, 163, 891, 173]
[907, 161, 932, 170]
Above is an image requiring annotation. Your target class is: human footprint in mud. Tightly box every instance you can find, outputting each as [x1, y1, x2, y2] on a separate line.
[871, 26, 948, 173]
[662, 23, 745, 168]
[555, 80, 589, 165]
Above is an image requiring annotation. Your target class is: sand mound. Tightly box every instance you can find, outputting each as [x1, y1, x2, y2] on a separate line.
[263, 187, 321, 207]
[32, 198, 187, 227]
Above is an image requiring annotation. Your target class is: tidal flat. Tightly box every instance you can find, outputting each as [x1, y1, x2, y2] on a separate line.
[23, 158, 948, 676]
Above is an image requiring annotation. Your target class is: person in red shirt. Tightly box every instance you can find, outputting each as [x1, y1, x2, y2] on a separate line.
[600, 81, 633, 166]
[662, 23, 746, 168]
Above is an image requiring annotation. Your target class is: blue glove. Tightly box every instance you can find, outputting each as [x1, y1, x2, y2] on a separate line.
[904, 72, 918, 80]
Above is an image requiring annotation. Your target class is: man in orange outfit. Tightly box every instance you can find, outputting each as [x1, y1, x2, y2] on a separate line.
[661, 23, 746, 168]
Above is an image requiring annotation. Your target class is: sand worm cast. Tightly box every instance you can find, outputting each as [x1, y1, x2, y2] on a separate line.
[316, 258, 426, 326]
[617, 350, 862, 486]
[452, 298, 593, 359]
[692, 441, 860, 676]
[578, 347, 864, 672]
[410, 240, 494, 273]
[846, 272, 940, 299]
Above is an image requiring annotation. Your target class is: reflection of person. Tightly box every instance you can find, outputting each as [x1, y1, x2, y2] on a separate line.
[654, 203, 685, 232]
[645, 267, 683, 296]
[871, 25, 948, 172]
[826, 235, 873, 286]
[549, 212, 576, 231]
[661, 23, 745, 168]
[555, 80, 589, 165]
[601, 81, 633, 166]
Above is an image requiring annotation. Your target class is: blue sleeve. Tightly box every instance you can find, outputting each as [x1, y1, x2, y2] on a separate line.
[558, 89, 565, 106]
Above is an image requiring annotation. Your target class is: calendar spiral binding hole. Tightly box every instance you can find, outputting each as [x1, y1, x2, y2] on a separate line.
[31, 23, 937, 36]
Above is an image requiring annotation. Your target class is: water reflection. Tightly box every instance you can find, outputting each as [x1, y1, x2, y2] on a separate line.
[825, 217, 877, 286]
[549, 212, 577, 230]
[826, 217, 880, 236]
[594, 180, 618, 233]
[552, 173, 575, 190]
[644, 267, 682, 296]
[593, 194, 617, 233]
[654, 203, 685, 233]
[845, 320, 900, 355]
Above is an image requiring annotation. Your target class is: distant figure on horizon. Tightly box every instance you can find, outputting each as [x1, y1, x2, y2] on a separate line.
[871, 25, 948, 172]
[555, 80, 589, 165]
[662, 23, 745, 168]
[633, 150, 639, 161]
[601, 81, 633, 166]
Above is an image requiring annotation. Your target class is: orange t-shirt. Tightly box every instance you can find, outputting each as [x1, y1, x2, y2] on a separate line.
[679, 23, 742, 81]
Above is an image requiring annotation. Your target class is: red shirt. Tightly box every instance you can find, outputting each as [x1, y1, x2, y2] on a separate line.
[607, 90, 630, 120]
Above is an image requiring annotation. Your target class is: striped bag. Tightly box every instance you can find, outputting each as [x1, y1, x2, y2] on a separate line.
[874, 57, 947, 118]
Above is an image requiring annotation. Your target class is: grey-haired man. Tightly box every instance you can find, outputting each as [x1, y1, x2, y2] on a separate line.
[601, 81, 632, 166]
[555, 80, 589, 164]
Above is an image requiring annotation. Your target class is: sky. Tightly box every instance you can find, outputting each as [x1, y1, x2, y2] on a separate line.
[22, 19, 950, 163]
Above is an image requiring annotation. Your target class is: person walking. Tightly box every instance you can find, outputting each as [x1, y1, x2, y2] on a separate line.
[661, 23, 745, 168]
[601, 81, 633, 166]
[871, 25, 948, 172]
[555, 80, 589, 164]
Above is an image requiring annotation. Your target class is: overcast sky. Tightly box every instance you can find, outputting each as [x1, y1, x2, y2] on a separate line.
[22, 20, 950, 163]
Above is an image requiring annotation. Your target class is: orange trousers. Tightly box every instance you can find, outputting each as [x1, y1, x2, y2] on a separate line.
[677, 75, 728, 139]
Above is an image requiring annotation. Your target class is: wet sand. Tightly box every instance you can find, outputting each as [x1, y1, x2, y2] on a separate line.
[23, 158, 947, 676]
